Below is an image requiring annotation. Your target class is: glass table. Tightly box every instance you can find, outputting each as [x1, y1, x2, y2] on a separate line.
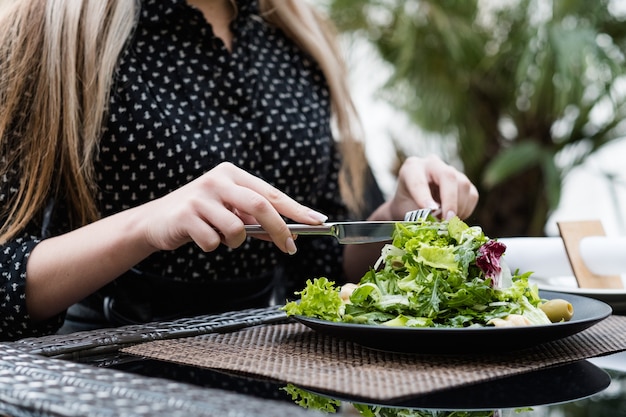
[1, 306, 625, 417]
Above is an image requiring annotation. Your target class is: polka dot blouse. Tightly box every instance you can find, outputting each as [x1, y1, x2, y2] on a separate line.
[0, 0, 352, 340]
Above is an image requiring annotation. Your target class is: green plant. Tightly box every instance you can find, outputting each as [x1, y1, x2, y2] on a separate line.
[329, 0, 626, 236]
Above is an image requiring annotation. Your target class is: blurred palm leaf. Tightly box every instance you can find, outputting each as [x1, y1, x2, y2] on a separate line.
[482, 141, 544, 188]
[329, 0, 626, 236]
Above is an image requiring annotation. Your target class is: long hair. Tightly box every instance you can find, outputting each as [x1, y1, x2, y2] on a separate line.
[0, 0, 366, 243]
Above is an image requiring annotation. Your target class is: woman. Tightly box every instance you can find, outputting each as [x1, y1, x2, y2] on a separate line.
[0, 0, 478, 340]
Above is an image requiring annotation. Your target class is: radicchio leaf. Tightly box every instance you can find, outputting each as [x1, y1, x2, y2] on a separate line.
[476, 240, 506, 287]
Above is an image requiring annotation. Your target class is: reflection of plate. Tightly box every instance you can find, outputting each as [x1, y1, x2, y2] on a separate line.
[530, 276, 626, 315]
[300, 360, 610, 410]
[589, 351, 626, 372]
[293, 291, 612, 354]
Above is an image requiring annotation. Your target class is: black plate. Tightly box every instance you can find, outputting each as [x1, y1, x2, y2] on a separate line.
[293, 290, 612, 353]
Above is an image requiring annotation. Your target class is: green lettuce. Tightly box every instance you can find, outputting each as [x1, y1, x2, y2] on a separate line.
[283, 277, 343, 322]
[283, 217, 550, 328]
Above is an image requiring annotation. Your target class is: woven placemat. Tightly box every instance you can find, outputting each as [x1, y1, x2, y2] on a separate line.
[122, 315, 626, 401]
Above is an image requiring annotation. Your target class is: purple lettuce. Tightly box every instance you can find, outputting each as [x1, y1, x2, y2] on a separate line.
[476, 240, 507, 287]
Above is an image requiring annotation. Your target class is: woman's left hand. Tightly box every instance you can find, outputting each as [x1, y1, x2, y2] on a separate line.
[343, 154, 478, 281]
[384, 155, 479, 221]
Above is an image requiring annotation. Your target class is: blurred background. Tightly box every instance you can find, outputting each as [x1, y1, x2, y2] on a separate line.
[322, 0, 626, 238]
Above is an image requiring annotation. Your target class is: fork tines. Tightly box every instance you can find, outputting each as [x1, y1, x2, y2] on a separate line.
[403, 209, 431, 222]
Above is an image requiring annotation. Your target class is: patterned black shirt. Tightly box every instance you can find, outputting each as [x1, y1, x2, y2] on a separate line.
[0, 0, 351, 340]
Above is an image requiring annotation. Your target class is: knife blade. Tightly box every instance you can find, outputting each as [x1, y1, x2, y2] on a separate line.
[245, 221, 408, 244]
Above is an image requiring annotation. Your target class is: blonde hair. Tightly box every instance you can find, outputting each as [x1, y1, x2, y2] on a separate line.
[0, 0, 366, 243]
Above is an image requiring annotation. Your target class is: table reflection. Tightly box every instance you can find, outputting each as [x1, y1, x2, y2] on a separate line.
[98, 353, 623, 416]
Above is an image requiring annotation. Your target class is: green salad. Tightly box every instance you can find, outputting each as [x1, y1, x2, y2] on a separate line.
[284, 216, 553, 328]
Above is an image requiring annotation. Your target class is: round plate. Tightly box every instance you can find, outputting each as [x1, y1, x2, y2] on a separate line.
[293, 291, 612, 354]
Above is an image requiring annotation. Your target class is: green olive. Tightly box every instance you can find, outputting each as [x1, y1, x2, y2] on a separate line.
[539, 298, 574, 323]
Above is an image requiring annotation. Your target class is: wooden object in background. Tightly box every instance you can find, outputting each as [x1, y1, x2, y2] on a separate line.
[557, 220, 624, 289]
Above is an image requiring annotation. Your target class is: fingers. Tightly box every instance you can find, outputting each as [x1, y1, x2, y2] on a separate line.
[141, 162, 327, 255]
[181, 162, 327, 255]
[186, 214, 227, 252]
[423, 155, 478, 219]
[397, 157, 441, 211]
[214, 185, 297, 253]
[220, 163, 328, 225]
[459, 182, 479, 219]
[397, 155, 479, 220]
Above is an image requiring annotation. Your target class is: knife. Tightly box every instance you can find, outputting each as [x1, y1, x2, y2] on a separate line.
[245, 221, 406, 244]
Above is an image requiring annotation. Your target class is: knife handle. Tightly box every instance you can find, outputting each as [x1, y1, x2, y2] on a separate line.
[244, 224, 335, 236]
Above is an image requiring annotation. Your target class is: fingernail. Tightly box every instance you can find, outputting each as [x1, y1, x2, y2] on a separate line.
[445, 210, 456, 220]
[308, 210, 328, 223]
[285, 236, 297, 255]
[427, 201, 440, 210]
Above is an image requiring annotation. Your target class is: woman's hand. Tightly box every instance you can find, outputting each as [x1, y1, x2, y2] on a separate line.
[27, 162, 327, 321]
[382, 155, 478, 221]
[343, 155, 478, 281]
[137, 162, 327, 255]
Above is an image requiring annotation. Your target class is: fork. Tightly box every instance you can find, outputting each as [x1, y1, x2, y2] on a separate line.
[403, 208, 432, 222]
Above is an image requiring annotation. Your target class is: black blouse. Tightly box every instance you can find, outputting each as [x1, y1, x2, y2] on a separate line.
[0, 0, 365, 340]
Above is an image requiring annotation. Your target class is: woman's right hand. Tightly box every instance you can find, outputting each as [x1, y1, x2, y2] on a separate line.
[137, 162, 328, 255]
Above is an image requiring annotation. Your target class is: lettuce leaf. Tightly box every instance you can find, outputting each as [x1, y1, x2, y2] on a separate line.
[283, 277, 343, 322]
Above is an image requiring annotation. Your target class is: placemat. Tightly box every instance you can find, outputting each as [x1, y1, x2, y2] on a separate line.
[122, 315, 626, 401]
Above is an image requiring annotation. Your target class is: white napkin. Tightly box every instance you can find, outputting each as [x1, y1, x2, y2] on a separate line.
[498, 237, 573, 277]
[579, 236, 626, 275]
[499, 236, 626, 277]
